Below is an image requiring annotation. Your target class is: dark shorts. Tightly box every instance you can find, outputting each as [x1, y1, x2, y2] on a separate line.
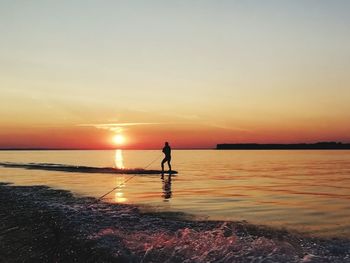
[162, 156, 171, 163]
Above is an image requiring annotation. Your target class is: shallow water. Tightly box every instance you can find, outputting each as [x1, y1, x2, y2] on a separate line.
[0, 149, 350, 237]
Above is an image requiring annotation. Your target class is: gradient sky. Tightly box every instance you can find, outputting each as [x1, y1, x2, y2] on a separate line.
[1, 1, 350, 149]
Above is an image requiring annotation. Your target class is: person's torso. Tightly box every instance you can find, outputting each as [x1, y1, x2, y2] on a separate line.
[163, 146, 171, 156]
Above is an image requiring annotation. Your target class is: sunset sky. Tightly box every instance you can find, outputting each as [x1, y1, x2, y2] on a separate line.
[1, 1, 350, 149]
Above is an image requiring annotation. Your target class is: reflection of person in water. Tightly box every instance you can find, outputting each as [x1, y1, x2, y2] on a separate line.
[161, 174, 172, 200]
[161, 142, 172, 172]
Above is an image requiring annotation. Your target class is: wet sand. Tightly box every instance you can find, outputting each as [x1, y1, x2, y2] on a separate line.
[0, 182, 349, 263]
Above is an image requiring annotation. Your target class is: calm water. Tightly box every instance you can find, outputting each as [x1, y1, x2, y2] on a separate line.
[1, 150, 350, 237]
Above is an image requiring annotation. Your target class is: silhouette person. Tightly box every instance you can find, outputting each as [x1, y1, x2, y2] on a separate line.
[161, 141, 172, 173]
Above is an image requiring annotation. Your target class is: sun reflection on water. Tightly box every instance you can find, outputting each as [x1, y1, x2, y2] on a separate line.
[114, 176, 127, 203]
[113, 149, 127, 203]
[114, 149, 124, 169]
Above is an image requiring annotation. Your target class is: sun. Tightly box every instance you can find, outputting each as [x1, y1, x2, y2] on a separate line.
[113, 134, 125, 145]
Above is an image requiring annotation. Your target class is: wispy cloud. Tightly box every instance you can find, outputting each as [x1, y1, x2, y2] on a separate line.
[78, 122, 159, 133]
[207, 123, 251, 132]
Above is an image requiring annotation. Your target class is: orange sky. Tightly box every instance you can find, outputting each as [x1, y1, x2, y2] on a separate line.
[1, 119, 350, 149]
[1, 1, 350, 149]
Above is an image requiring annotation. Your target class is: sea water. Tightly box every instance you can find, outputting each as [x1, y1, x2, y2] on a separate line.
[0, 149, 349, 237]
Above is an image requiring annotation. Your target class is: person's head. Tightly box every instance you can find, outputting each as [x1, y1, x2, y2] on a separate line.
[165, 141, 169, 146]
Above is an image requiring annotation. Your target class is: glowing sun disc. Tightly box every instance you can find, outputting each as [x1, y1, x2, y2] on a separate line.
[113, 134, 125, 145]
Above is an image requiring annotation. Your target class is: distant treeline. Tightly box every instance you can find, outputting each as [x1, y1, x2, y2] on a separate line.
[217, 142, 350, 150]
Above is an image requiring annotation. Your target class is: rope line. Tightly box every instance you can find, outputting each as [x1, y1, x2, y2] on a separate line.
[95, 154, 162, 202]
[143, 154, 163, 169]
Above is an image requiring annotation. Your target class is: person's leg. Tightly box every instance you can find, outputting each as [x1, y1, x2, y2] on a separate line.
[161, 158, 166, 172]
[167, 159, 172, 171]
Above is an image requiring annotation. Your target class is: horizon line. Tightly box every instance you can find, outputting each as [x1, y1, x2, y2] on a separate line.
[0, 147, 214, 151]
[2, 141, 350, 151]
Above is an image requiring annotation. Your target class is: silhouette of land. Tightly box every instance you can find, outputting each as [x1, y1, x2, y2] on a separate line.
[217, 142, 350, 150]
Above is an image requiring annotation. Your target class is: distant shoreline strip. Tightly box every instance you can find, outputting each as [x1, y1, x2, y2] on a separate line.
[217, 142, 350, 150]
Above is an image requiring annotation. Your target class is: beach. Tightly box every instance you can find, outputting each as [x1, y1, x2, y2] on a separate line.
[1, 182, 349, 263]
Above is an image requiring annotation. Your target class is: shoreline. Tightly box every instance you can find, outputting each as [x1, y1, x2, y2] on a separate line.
[216, 143, 350, 150]
[0, 182, 349, 262]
